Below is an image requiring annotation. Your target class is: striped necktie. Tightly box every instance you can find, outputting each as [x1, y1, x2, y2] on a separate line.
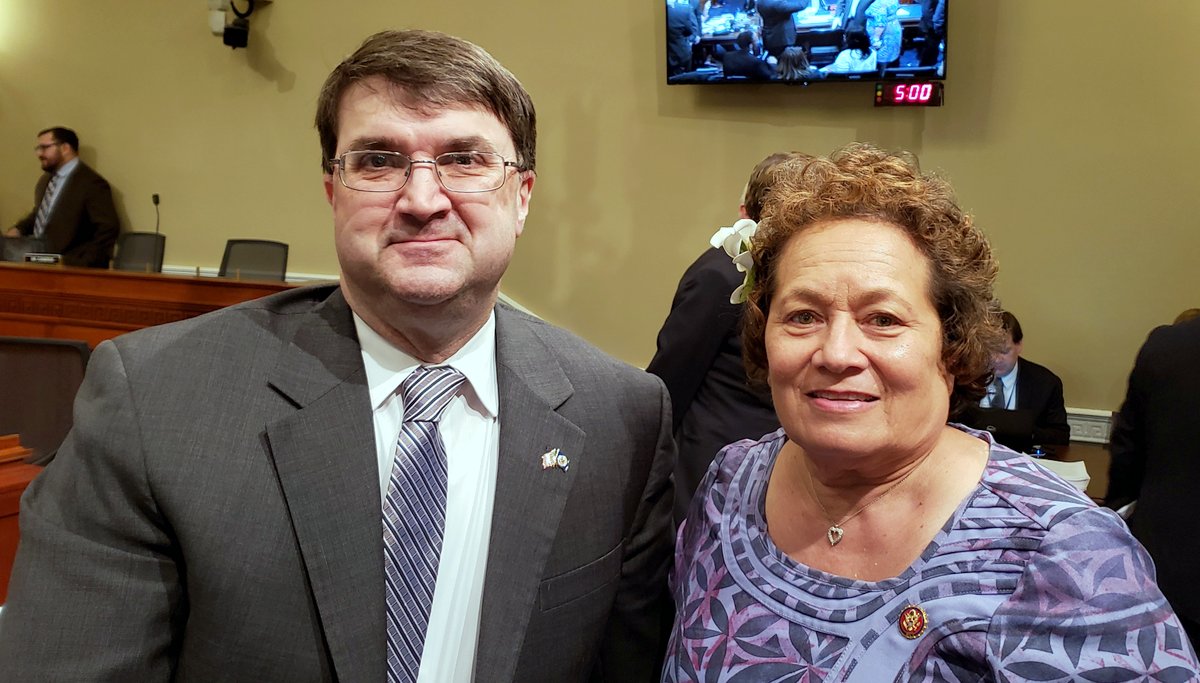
[989, 376, 1007, 409]
[33, 173, 63, 239]
[383, 365, 466, 683]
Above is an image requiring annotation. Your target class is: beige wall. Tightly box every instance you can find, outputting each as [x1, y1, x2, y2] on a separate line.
[2, 1, 1196, 411]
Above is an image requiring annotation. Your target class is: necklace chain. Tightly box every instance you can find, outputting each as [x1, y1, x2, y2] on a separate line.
[802, 454, 930, 547]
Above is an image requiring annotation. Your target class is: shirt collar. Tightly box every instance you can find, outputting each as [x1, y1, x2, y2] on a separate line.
[54, 157, 81, 180]
[353, 310, 499, 418]
[999, 361, 1018, 390]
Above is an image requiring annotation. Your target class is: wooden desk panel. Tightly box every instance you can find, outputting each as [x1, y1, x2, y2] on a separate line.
[0, 262, 297, 347]
[1, 435, 40, 605]
[1047, 442, 1111, 503]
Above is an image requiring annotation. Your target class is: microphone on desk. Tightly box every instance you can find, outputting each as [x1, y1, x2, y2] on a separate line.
[152, 193, 163, 273]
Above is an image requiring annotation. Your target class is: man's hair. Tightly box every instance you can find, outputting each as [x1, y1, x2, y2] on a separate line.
[38, 127, 79, 152]
[736, 31, 754, 50]
[742, 151, 812, 222]
[1174, 308, 1200, 325]
[741, 143, 1005, 416]
[999, 311, 1023, 344]
[315, 29, 537, 174]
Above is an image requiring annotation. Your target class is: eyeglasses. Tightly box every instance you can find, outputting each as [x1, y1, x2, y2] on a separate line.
[329, 150, 522, 194]
[34, 142, 62, 152]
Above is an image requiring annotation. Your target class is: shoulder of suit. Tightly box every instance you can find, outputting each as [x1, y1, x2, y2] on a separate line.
[1018, 356, 1057, 378]
[112, 283, 339, 352]
[683, 247, 744, 289]
[70, 162, 111, 186]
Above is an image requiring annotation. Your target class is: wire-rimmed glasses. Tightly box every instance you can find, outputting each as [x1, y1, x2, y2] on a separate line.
[329, 150, 522, 194]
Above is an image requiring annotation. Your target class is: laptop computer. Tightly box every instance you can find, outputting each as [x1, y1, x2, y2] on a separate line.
[2, 236, 51, 262]
[959, 406, 1038, 454]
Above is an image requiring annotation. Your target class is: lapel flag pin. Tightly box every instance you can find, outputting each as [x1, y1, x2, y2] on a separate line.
[541, 448, 570, 472]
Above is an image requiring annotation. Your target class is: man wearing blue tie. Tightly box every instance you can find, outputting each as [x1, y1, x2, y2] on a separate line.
[4, 127, 119, 268]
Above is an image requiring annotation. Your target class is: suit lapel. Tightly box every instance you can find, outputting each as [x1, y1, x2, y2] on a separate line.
[475, 306, 586, 681]
[263, 290, 386, 682]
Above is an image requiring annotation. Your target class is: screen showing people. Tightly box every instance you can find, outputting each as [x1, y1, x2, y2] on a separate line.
[666, 0, 947, 84]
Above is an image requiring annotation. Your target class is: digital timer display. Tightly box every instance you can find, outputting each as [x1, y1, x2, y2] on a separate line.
[874, 82, 944, 107]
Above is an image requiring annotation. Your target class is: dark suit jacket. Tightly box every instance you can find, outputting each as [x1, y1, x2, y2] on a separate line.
[0, 286, 675, 681]
[647, 248, 778, 524]
[1105, 318, 1200, 621]
[1014, 356, 1071, 447]
[12, 162, 119, 268]
[757, 0, 810, 57]
[719, 49, 775, 80]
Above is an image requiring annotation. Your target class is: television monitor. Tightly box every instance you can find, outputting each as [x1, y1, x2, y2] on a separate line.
[666, 0, 947, 85]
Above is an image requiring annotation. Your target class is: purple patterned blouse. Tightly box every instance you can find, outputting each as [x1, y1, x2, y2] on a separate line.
[663, 427, 1200, 682]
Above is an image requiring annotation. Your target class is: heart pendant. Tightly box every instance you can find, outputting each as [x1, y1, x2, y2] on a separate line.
[827, 525, 844, 546]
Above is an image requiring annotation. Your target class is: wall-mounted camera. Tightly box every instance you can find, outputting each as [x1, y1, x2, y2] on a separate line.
[208, 0, 272, 50]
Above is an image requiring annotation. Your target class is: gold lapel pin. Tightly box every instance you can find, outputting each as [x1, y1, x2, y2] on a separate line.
[898, 604, 928, 640]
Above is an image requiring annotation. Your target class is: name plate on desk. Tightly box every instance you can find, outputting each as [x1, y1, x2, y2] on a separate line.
[23, 253, 62, 265]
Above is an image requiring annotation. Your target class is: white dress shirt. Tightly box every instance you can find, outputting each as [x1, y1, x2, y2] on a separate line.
[354, 312, 500, 683]
[981, 363, 1018, 410]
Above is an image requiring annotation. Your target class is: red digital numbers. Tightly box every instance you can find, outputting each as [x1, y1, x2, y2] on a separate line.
[892, 83, 933, 102]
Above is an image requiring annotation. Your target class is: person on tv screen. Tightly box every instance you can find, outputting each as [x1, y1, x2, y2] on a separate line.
[757, 0, 810, 58]
[662, 143, 1200, 680]
[716, 31, 774, 80]
[863, 0, 901, 68]
[819, 29, 877, 74]
[667, 0, 704, 76]
[918, 0, 947, 66]
[776, 46, 824, 81]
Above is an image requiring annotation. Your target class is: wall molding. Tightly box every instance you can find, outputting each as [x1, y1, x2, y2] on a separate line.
[161, 265, 335, 283]
[1067, 407, 1113, 444]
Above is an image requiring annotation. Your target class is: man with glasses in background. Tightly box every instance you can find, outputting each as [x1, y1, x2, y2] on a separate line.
[4, 126, 119, 267]
[0, 30, 675, 682]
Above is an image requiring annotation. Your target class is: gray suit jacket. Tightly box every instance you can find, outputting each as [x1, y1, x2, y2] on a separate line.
[0, 285, 675, 682]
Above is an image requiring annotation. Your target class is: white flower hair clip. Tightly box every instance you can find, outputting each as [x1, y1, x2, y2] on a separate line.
[709, 218, 757, 304]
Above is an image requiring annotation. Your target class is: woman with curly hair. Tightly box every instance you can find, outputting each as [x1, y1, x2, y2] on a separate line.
[662, 143, 1199, 681]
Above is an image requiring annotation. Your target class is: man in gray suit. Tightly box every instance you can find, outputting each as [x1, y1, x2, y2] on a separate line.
[0, 29, 675, 682]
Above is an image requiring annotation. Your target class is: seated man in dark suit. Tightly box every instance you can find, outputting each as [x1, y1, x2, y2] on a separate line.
[962, 310, 1071, 451]
[3, 127, 119, 268]
[716, 31, 775, 80]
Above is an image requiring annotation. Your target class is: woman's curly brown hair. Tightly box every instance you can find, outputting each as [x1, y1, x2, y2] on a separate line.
[741, 143, 1005, 417]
